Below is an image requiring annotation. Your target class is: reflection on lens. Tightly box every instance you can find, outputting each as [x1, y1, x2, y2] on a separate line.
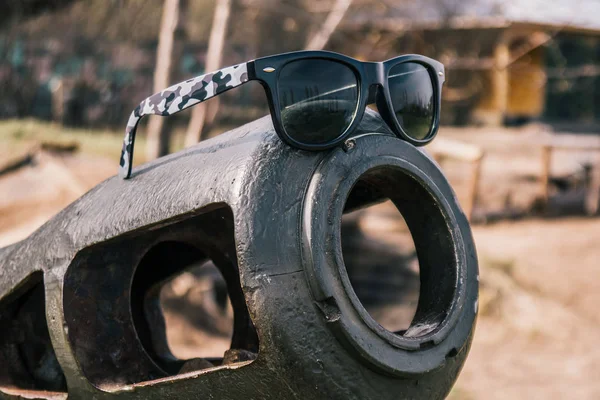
[388, 63, 434, 140]
[278, 59, 359, 145]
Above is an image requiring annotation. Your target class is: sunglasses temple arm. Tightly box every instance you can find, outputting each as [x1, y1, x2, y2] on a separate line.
[119, 62, 250, 179]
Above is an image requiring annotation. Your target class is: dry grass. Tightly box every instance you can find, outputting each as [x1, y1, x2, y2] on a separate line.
[0, 119, 138, 162]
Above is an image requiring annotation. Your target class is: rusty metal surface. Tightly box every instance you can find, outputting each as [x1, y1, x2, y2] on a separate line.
[0, 109, 478, 399]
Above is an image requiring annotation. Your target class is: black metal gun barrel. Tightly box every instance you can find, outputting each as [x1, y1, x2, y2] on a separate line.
[0, 109, 478, 399]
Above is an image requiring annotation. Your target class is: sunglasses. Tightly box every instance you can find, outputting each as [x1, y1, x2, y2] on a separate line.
[119, 50, 445, 179]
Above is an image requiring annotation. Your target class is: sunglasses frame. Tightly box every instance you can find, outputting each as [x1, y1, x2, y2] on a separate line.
[253, 51, 445, 151]
[119, 50, 444, 179]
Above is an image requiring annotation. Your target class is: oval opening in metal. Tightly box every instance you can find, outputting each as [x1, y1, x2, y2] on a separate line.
[341, 166, 457, 339]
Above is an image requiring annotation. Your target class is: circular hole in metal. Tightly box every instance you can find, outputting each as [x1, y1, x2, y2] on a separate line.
[342, 200, 420, 333]
[131, 241, 256, 375]
[341, 166, 457, 339]
[159, 260, 233, 360]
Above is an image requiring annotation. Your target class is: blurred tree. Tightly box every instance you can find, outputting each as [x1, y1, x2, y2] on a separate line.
[184, 0, 232, 147]
[305, 0, 353, 50]
[0, 0, 76, 24]
[146, 0, 187, 160]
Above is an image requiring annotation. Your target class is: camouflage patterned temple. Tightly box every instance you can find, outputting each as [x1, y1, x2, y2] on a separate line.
[0, 111, 478, 399]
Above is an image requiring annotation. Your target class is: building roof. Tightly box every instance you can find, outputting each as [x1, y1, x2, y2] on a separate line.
[346, 0, 600, 33]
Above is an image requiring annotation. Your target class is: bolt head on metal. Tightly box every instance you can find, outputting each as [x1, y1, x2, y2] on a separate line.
[343, 139, 356, 152]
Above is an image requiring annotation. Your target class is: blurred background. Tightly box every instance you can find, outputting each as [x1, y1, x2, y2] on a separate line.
[1, 0, 600, 398]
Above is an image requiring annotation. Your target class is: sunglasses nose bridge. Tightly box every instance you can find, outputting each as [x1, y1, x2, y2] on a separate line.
[366, 83, 385, 105]
[363, 62, 385, 104]
[363, 62, 384, 84]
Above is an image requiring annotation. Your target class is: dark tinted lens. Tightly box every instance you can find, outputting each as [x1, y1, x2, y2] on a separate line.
[388, 62, 434, 140]
[278, 59, 358, 145]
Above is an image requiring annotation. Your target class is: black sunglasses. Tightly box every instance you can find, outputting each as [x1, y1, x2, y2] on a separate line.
[119, 50, 445, 179]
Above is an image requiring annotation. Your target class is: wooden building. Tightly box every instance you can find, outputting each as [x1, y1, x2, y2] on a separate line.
[340, 0, 600, 125]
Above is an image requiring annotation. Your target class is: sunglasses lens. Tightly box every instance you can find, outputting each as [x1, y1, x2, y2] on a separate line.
[388, 62, 435, 141]
[278, 59, 359, 146]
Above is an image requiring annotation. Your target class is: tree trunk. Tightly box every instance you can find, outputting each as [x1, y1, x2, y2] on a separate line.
[184, 0, 232, 147]
[305, 0, 353, 50]
[145, 0, 180, 161]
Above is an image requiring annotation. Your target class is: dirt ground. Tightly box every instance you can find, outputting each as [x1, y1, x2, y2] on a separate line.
[456, 217, 600, 400]
[0, 123, 599, 398]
